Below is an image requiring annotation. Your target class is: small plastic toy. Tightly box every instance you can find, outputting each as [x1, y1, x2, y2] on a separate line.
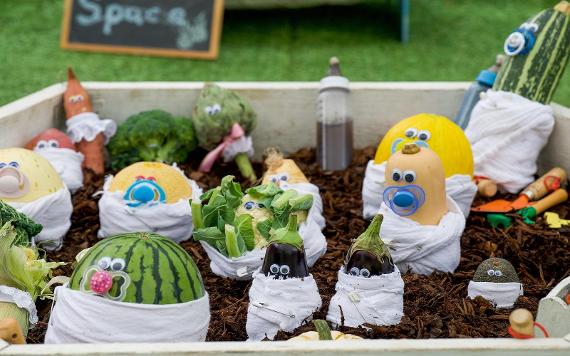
[363, 113, 476, 219]
[379, 144, 466, 275]
[544, 212, 570, 228]
[468, 257, 523, 309]
[98, 162, 201, 243]
[0, 148, 72, 250]
[327, 215, 404, 328]
[45, 232, 210, 343]
[64, 68, 116, 175]
[246, 215, 321, 341]
[193, 83, 257, 181]
[25, 128, 84, 192]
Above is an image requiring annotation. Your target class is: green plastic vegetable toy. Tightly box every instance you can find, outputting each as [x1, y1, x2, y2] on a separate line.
[108, 110, 197, 170]
[193, 84, 257, 181]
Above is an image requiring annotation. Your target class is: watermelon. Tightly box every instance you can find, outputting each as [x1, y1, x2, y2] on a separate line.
[494, 1, 570, 104]
[69, 232, 205, 304]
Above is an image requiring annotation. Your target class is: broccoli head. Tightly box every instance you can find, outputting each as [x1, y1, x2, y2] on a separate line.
[108, 110, 197, 170]
[192, 83, 257, 150]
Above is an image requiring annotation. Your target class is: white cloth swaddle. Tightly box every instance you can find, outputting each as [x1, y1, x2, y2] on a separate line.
[8, 188, 73, 251]
[467, 281, 523, 309]
[222, 136, 254, 162]
[200, 182, 327, 280]
[246, 271, 322, 341]
[45, 286, 210, 343]
[362, 161, 476, 218]
[465, 90, 555, 193]
[66, 112, 117, 144]
[326, 267, 404, 328]
[0, 285, 38, 325]
[34, 148, 84, 193]
[98, 177, 202, 243]
[379, 197, 465, 275]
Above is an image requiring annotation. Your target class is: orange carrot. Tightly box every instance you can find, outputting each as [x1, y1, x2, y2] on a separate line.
[64, 68, 106, 175]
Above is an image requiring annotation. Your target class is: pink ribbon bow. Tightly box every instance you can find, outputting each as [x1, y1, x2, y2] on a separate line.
[199, 123, 245, 172]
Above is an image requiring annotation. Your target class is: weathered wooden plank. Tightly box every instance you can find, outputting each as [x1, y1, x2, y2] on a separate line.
[1, 338, 569, 356]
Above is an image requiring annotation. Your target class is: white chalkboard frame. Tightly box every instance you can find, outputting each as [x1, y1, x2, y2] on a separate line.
[60, 0, 225, 60]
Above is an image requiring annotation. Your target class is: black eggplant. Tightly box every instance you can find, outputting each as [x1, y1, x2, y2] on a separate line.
[345, 214, 394, 278]
[261, 214, 309, 279]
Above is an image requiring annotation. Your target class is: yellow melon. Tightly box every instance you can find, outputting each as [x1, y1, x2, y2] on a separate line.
[109, 162, 192, 204]
[0, 148, 64, 203]
[374, 113, 473, 178]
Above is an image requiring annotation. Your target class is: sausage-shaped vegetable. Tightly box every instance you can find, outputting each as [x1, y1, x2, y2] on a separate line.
[345, 214, 394, 278]
[261, 215, 309, 279]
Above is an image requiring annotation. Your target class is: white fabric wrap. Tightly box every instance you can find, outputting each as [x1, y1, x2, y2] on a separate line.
[66, 112, 117, 144]
[379, 197, 465, 275]
[45, 286, 210, 343]
[222, 136, 254, 162]
[0, 286, 38, 325]
[98, 176, 202, 243]
[467, 281, 523, 309]
[34, 148, 84, 193]
[8, 188, 72, 251]
[246, 271, 322, 341]
[326, 267, 404, 328]
[465, 90, 555, 193]
[362, 160, 476, 218]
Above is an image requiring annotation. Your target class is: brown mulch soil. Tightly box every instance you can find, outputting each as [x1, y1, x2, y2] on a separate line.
[27, 147, 569, 343]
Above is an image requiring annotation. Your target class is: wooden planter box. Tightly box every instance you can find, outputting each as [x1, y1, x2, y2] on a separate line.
[0, 82, 569, 355]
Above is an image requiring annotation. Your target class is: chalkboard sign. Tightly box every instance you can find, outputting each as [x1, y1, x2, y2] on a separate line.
[61, 0, 224, 59]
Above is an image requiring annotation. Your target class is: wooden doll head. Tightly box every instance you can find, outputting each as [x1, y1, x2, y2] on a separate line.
[64, 68, 93, 119]
[383, 143, 448, 225]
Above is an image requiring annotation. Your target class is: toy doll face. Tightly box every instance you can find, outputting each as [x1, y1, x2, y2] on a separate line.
[473, 258, 519, 284]
[0, 161, 30, 199]
[64, 86, 93, 118]
[383, 165, 426, 217]
[123, 176, 166, 207]
[80, 256, 131, 301]
[390, 127, 432, 154]
[261, 243, 309, 280]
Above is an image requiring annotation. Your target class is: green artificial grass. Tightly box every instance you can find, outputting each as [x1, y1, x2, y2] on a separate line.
[1, 0, 568, 106]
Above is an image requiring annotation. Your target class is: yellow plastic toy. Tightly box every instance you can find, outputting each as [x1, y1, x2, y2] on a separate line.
[109, 162, 192, 204]
[0, 148, 64, 203]
[261, 148, 308, 186]
[374, 113, 473, 178]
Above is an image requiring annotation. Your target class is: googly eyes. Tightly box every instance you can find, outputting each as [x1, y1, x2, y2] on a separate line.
[35, 140, 47, 150]
[417, 130, 431, 141]
[405, 128, 418, 138]
[392, 168, 402, 182]
[487, 269, 503, 277]
[280, 265, 290, 275]
[111, 258, 126, 271]
[48, 139, 59, 148]
[204, 103, 222, 116]
[348, 267, 371, 278]
[244, 201, 264, 210]
[98, 257, 112, 270]
[520, 22, 539, 32]
[270, 264, 280, 274]
[69, 94, 84, 104]
[403, 170, 416, 183]
[269, 173, 289, 184]
[0, 163, 5, 169]
[8, 162, 19, 168]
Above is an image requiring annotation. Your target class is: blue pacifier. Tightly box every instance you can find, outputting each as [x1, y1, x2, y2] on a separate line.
[383, 185, 426, 217]
[123, 176, 166, 207]
[504, 23, 538, 56]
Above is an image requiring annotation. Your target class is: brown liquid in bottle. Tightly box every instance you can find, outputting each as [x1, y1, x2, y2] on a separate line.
[317, 120, 353, 171]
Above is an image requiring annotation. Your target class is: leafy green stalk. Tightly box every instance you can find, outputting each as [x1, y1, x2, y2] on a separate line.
[225, 225, 242, 258]
[271, 190, 298, 214]
[235, 153, 257, 182]
[191, 199, 204, 229]
[346, 214, 392, 265]
[268, 215, 303, 250]
[0, 201, 42, 246]
[313, 320, 333, 340]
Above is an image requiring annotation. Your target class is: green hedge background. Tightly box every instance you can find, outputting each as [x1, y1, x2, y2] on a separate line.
[1, 0, 568, 106]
